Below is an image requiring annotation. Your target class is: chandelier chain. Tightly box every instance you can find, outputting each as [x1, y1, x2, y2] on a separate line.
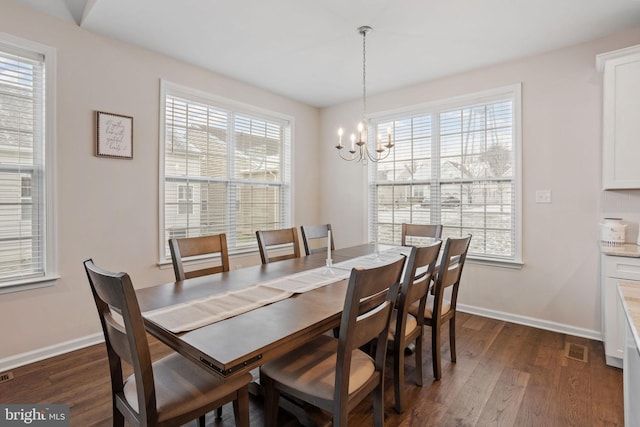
[362, 28, 367, 121]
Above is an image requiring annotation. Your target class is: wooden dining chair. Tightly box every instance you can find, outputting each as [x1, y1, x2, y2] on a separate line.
[401, 223, 443, 246]
[256, 227, 301, 264]
[83, 259, 251, 427]
[409, 235, 472, 380]
[260, 256, 406, 427]
[300, 223, 334, 256]
[388, 241, 442, 413]
[169, 233, 230, 281]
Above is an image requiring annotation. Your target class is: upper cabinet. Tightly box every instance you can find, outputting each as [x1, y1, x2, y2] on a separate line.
[597, 45, 640, 190]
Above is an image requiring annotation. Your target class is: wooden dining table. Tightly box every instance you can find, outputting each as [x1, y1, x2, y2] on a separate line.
[136, 243, 386, 381]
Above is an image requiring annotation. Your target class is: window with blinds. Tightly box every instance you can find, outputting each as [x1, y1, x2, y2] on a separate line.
[369, 85, 521, 264]
[0, 36, 56, 287]
[160, 82, 292, 261]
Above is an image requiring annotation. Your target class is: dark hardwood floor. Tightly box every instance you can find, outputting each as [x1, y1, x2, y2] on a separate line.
[0, 312, 623, 426]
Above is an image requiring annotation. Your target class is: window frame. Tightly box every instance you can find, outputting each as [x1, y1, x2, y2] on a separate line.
[158, 80, 293, 264]
[0, 33, 58, 292]
[368, 84, 522, 267]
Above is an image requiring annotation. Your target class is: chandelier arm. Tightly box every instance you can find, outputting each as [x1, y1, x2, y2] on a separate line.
[364, 146, 392, 163]
[337, 149, 361, 162]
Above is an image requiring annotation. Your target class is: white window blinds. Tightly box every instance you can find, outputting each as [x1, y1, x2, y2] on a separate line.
[0, 45, 47, 284]
[370, 85, 521, 264]
[161, 82, 291, 261]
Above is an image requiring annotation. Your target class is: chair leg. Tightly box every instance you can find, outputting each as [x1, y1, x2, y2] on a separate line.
[197, 414, 205, 427]
[262, 375, 280, 427]
[393, 341, 405, 413]
[415, 334, 424, 387]
[449, 316, 457, 363]
[372, 381, 384, 427]
[113, 409, 124, 427]
[216, 406, 223, 419]
[233, 387, 250, 427]
[432, 325, 442, 380]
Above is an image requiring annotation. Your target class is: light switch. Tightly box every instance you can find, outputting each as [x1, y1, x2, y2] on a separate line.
[535, 190, 552, 203]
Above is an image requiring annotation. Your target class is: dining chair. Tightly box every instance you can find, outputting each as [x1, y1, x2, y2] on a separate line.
[409, 234, 472, 380]
[259, 256, 406, 427]
[83, 259, 251, 427]
[167, 233, 230, 420]
[169, 233, 230, 281]
[388, 240, 442, 413]
[300, 223, 334, 256]
[401, 223, 443, 246]
[256, 227, 301, 264]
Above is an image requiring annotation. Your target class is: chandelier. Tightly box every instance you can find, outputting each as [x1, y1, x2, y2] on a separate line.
[336, 26, 394, 164]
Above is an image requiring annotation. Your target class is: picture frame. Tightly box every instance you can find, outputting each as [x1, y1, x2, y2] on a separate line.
[96, 111, 133, 159]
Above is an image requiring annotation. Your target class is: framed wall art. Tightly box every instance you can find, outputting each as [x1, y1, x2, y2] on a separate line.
[96, 111, 133, 159]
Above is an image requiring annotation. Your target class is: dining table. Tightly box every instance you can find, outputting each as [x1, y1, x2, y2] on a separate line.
[136, 243, 408, 382]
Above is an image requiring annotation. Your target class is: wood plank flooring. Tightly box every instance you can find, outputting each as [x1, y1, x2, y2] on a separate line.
[0, 312, 623, 426]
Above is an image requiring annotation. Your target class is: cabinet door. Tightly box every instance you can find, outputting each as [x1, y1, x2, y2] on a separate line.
[604, 277, 625, 363]
[599, 45, 640, 189]
[624, 316, 640, 426]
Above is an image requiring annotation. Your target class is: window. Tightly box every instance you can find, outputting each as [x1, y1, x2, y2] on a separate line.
[0, 35, 57, 288]
[160, 81, 292, 261]
[369, 85, 521, 265]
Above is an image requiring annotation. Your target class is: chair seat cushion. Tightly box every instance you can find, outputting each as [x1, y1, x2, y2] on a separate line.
[123, 352, 251, 422]
[409, 295, 451, 319]
[388, 312, 418, 341]
[260, 334, 375, 401]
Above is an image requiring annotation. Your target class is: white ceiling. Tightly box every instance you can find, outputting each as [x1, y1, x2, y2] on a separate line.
[11, 0, 640, 107]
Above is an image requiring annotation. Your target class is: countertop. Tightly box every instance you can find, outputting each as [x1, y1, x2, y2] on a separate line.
[601, 243, 640, 258]
[618, 280, 640, 355]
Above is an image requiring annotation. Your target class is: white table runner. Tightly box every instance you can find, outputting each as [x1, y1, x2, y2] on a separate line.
[143, 247, 407, 333]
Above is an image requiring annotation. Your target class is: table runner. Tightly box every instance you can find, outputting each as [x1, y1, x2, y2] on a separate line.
[143, 246, 408, 333]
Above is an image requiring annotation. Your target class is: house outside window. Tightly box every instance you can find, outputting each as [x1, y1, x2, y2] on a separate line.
[369, 85, 522, 265]
[177, 185, 193, 215]
[0, 34, 57, 288]
[160, 81, 292, 261]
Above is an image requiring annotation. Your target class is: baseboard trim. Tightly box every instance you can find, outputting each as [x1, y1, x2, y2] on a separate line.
[0, 306, 603, 372]
[458, 304, 602, 342]
[0, 333, 104, 373]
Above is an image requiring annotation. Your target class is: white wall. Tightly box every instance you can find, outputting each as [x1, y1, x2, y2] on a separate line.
[0, 0, 321, 364]
[320, 26, 640, 337]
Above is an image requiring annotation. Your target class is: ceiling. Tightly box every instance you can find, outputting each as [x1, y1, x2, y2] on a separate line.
[11, 0, 640, 107]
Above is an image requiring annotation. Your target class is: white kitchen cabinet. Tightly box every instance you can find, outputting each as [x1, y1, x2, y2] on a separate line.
[601, 254, 640, 367]
[597, 45, 640, 190]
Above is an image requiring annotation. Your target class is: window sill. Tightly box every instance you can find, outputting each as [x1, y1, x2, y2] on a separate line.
[466, 256, 523, 269]
[0, 274, 61, 294]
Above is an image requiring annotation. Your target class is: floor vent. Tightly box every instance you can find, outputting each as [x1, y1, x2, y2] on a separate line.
[0, 371, 14, 384]
[564, 342, 588, 363]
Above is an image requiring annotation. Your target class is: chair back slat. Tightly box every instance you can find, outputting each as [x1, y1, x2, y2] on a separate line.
[256, 228, 301, 264]
[401, 223, 443, 246]
[301, 224, 334, 256]
[169, 234, 230, 281]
